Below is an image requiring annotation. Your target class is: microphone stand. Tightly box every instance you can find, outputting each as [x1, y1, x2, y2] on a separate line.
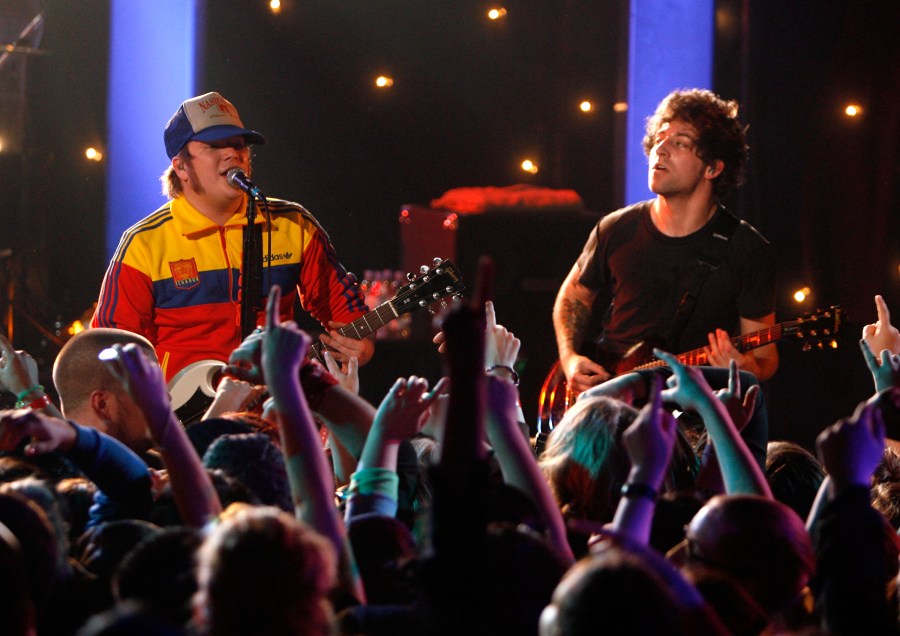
[240, 196, 264, 339]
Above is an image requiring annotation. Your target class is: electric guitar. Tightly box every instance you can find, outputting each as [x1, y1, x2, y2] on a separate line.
[536, 306, 845, 434]
[168, 258, 465, 425]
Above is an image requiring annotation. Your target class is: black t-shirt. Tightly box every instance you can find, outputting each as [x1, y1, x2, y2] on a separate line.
[576, 201, 775, 355]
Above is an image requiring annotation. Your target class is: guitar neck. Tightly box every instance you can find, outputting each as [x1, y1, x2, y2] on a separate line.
[634, 321, 788, 370]
[306, 301, 398, 365]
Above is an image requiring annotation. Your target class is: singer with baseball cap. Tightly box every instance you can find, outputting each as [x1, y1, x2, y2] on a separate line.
[92, 92, 374, 383]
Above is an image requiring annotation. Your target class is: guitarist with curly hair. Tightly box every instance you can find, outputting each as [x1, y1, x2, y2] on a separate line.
[552, 89, 778, 465]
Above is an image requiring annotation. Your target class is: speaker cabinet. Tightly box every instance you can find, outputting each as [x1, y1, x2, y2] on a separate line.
[400, 204, 601, 429]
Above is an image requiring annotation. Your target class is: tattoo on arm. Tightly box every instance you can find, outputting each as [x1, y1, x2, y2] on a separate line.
[559, 297, 592, 353]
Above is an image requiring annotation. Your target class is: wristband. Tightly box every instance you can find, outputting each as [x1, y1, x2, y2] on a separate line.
[486, 364, 519, 386]
[18, 394, 51, 411]
[620, 482, 657, 501]
[15, 384, 44, 403]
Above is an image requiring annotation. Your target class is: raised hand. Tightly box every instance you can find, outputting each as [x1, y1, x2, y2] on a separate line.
[323, 351, 359, 395]
[224, 328, 265, 384]
[714, 360, 759, 432]
[0, 334, 39, 396]
[372, 375, 446, 444]
[862, 294, 900, 358]
[622, 375, 677, 488]
[656, 349, 770, 496]
[99, 342, 172, 438]
[817, 401, 886, 493]
[484, 301, 520, 369]
[656, 348, 717, 414]
[203, 375, 266, 420]
[860, 338, 900, 395]
[100, 337, 221, 526]
[261, 285, 311, 388]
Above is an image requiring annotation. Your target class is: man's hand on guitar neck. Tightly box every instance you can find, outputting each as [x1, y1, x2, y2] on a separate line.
[319, 321, 375, 371]
[704, 312, 779, 382]
[705, 328, 753, 372]
[561, 353, 611, 394]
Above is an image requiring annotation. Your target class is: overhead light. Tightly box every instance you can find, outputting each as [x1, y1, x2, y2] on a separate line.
[793, 286, 812, 303]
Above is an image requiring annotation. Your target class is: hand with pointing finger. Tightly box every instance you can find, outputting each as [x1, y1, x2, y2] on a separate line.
[862, 294, 900, 360]
[860, 338, 900, 395]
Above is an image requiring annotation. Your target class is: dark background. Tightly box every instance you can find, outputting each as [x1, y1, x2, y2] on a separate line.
[1, 0, 898, 449]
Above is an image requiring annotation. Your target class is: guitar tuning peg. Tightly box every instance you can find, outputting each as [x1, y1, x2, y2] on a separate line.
[418, 300, 428, 307]
[432, 257, 442, 266]
[406, 272, 416, 281]
[452, 294, 463, 302]
[432, 292, 441, 300]
[419, 265, 430, 274]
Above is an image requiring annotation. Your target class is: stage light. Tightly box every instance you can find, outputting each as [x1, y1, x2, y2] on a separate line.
[579, 100, 593, 113]
[67, 320, 86, 336]
[269, 0, 282, 13]
[844, 103, 862, 117]
[0, 137, 4, 153]
[442, 213, 458, 229]
[375, 75, 394, 88]
[85, 147, 103, 162]
[521, 159, 539, 174]
[487, 7, 508, 20]
[613, 102, 628, 113]
[793, 286, 812, 303]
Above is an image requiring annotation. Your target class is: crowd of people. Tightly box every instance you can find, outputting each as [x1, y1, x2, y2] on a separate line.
[2, 87, 898, 634]
[0, 286, 897, 635]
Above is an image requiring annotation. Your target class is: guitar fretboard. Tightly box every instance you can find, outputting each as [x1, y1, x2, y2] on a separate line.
[307, 302, 398, 365]
[632, 321, 789, 371]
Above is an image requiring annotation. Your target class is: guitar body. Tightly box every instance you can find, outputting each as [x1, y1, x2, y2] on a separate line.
[537, 306, 844, 435]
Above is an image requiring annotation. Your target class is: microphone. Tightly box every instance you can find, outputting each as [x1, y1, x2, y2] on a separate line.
[226, 168, 264, 199]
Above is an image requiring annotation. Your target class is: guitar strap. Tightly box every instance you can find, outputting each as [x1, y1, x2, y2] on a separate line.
[240, 213, 266, 339]
[666, 207, 740, 349]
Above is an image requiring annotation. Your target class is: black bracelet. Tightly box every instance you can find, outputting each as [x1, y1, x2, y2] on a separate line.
[486, 364, 519, 386]
[620, 482, 657, 501]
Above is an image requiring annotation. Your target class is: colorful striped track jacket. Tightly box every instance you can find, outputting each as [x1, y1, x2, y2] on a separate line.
[92, 195, 367, 381]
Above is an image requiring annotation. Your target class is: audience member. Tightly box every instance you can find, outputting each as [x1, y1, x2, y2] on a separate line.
[5, 279, 900, 634]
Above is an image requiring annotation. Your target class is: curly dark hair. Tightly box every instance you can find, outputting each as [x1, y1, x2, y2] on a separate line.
[642, 88, 749, 201]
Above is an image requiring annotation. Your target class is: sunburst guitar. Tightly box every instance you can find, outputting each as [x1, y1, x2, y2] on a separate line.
[536, 305, 844, 435]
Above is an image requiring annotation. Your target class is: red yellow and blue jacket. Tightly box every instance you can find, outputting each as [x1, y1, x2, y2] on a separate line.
[91, 194, 367, 381]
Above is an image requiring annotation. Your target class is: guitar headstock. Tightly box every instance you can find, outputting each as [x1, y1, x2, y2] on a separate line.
[392, 258, 466, 316]
[785, 305, 845, 351]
